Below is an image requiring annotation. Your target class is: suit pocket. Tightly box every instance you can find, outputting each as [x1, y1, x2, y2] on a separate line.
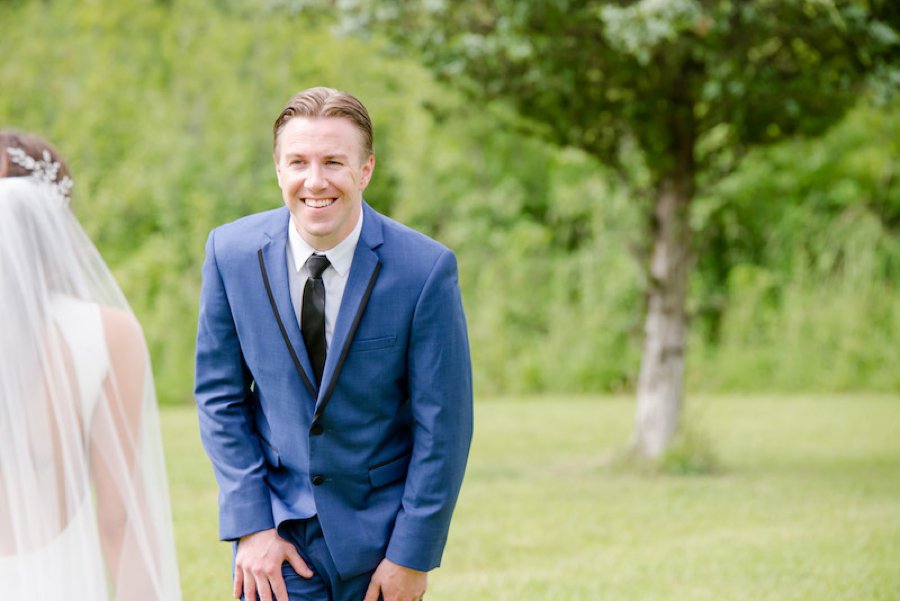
[350, 335, 397, 353]
[254, 410, 281, 468]
[259, 436, 282, 468]
[369, 453, 411, 488]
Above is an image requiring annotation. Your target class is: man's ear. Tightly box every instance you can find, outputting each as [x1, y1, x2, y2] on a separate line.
[360, 154, 375, 189]
[273, 155, 283, 188]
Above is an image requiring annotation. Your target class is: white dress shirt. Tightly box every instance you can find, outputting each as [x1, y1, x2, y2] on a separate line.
[287, 210, 363, 350]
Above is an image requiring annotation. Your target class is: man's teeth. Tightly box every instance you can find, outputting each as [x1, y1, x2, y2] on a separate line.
[304, 198, 334, 208]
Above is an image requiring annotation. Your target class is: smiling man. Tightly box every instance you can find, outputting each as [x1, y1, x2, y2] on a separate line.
[275, 111, 374, 250]
[194, 87, 473, 601]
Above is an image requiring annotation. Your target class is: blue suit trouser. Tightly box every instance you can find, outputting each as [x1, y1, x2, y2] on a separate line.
[239, 517, 375, 601]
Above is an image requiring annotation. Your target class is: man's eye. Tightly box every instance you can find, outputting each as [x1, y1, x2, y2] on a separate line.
[326, 161, 341, 166]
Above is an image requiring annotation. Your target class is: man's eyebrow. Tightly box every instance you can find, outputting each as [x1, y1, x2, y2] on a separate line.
[282, 151, 349, 160]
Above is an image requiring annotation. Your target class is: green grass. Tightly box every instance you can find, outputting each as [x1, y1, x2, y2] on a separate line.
[163, 394, 900, 600]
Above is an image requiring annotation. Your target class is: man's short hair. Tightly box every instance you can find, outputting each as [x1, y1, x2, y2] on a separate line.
[273, 87, 373, 158]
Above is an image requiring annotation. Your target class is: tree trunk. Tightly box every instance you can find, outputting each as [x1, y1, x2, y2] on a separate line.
[632, 171, 694, 459]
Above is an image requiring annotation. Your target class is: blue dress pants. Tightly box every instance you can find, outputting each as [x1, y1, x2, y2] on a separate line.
[239, 517, 375, 601]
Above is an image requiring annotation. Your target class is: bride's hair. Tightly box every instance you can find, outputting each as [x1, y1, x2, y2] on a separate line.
[0, 134, 80, 298]
[0, 129, 72, 204]
[0, 129, 72, 188]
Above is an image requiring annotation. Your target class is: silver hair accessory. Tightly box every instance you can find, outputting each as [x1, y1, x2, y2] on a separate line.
[6, 147, 74, 206]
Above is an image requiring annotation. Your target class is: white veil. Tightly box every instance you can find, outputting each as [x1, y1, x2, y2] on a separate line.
[0, 177, 182, 600]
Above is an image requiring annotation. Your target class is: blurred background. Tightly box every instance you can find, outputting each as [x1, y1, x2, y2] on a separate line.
[2, 0, 898, 405]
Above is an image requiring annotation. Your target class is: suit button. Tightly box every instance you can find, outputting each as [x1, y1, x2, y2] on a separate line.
[310, 423, 324, 436]
[312, 475, 325, 486]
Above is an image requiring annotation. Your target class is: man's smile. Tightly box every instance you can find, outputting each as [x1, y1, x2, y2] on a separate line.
[303, 198, 336, 208]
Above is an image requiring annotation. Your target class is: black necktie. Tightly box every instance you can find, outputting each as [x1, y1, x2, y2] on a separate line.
[302, 254, 330, 387]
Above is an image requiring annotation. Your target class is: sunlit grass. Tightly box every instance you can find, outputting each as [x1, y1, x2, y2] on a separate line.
[163, 407, 232, 599]
[163, 394, 900, 600]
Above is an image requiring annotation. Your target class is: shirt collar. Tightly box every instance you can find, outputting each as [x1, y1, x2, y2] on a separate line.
[287, 208, 364, 277]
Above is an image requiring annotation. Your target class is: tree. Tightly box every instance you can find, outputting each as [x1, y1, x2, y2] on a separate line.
[336, 0, 899, 457]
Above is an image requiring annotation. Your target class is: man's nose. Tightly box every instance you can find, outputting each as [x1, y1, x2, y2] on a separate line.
[305, 164, 327, 191]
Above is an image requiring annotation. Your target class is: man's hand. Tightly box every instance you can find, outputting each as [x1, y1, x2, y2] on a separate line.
[363, 558, 427, 601]
[233, 528, 313, 601]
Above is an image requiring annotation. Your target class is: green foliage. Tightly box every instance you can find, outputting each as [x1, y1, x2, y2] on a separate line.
[690, 100, 900, 392]
[2, 0, 899, 403]
[335, 0, 900, 399]
[392, 108, 646, 393]
[339, 0, 899, 175]
[0, 0, 469, 402]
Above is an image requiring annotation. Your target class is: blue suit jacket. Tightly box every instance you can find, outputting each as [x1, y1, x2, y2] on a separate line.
[194, 203, 473, 578]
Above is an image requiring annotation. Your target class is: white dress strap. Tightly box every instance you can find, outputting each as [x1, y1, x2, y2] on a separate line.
[50, 295, 109, 423]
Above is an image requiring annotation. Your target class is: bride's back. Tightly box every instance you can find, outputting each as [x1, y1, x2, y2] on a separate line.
[0, 173, 181, 600]
[0, 295, 107, 553]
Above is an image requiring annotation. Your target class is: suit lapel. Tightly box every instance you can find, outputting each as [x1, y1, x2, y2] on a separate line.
[258, 211, 317, 397]
[315, 204, 384, 416]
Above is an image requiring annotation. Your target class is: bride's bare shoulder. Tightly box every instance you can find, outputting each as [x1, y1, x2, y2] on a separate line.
[98, 305, 146, 359]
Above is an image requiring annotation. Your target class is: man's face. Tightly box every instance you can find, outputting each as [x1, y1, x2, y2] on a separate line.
[274, 117, 374, 250]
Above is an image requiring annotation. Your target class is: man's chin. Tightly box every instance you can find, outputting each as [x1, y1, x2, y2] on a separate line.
[296, 222, 343, 249]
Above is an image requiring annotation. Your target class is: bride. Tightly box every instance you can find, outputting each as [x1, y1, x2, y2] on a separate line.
[0, 131, 182, 599]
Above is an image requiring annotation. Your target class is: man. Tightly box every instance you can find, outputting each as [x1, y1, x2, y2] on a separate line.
[194, 86, 473, 601]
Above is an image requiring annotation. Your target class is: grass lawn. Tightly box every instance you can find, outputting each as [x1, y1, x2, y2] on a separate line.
[163, 394, 900, 600]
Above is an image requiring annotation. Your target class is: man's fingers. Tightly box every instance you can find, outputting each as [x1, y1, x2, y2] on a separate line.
[363, 579, 381, 601]
[285, 546, 314, 579]
[233, 568, 244, 599]
[243, 569, 257, 601]
[269, 572, 290, 601]
[254, 572, 273, 601]
[236, 568, 289, 601]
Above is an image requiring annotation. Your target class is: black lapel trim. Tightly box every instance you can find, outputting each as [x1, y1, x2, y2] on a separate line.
[258, 249, 316, 398]
[313, 261, 382, 423]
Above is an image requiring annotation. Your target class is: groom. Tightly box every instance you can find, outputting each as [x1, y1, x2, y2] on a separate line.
[194, 87, 473, 601]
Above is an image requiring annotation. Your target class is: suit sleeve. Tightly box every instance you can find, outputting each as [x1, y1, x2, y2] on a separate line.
[385, 248, 474, 571]
[194, 229, 275, 541]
